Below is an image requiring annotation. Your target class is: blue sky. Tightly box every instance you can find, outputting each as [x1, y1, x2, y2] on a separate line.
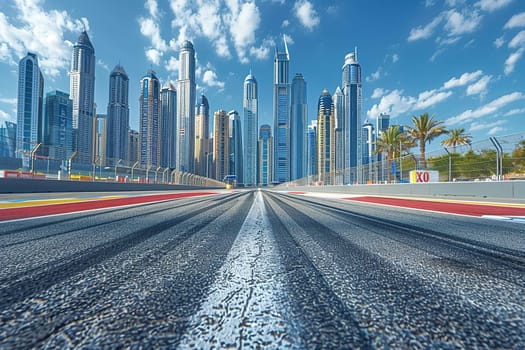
[0, 0, 524, 150]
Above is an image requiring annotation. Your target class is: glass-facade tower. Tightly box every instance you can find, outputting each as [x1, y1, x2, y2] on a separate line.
[342, 48, 362, 184]
[258, 124, 272, 186]
[160, 83, 177, 168]
[290, 73, 307, 181]
[317, 90, 335, 185]
[70, 31, 95, 165]
[176, 40, 196, 173]
[43, 90, 73, 161]
[273, 36, 290, 183]
[243, 73, 258, 186]
[194, 94, 209, 177]
[139, 70, 161, 167]
[107, 64, 129, 166]
[16, 52, 43, 169]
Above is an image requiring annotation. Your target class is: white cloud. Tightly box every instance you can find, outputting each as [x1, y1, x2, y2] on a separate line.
[0, 109, 11, 121]
[408, 15, 443, 41]
[249, 38, 274, 60]
[229, 1, 261, 63]
[475, 0, 513, 12]
[139, 17, 168, 52]
[202, 69, 225, 90]
[425, 0, 436, 7]
[487, 126, 505, 135]
[283, 34, 294, 45]
[442, 70, 483, 89]
[282, 19, 290, 28]
[97, 59, 109, 71]
[366, 69, 381, 82]
[145, 48, 162, 65]
[494, 36, 505, 48]
[166, 56, 179, 73]
[416, 89, 453, 109]
[0, 0, 88, 77]
[0, 97, 17, 106]
[371, 88, 387, 99]
[466, 75, 491, 96]
[504, 12, 525, 29]
[504, 48, 524, 75]
[366, 88, 452, 119]
[508, 30, 525, 48]
[293, 0, 320, 31]
[504, 108, 525, 116]
[444, 9, 482, 36]
[145, 0, 159, 19]
[446, 92, 525, 125]
[392, 53, 399, 63]
[470, 119, 506, 131]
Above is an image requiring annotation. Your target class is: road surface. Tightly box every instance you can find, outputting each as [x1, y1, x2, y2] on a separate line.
[0, 190, 524, 348]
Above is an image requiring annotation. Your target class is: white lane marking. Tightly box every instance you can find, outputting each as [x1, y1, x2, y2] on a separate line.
[178, 191, 301, 349]
[481, 215, 525, 224]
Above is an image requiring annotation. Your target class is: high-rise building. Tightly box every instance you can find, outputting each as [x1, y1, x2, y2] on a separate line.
[333, 86, 344, 184]
[317, 89, 335, 185]
[258, 124, 272, 186]
[307, 120, 318, 179]
[362, 120, 375, 182]
[107, 64, 129, 166]
[70, 31, 96, 164]
[377, 112, 390, 136]
[160, 83, 177, 168]
[243, 72, 258, 186]
[229, 110, 243, 183]
[43, 90, 73, 161]
[16, 52, 43, 168]
[290, 73, 308, 181]
[194, 94, 210, 177]
[0, 121, 16, 158]
[95, 114, 107, 166]
[273, 35, 290, 183]
[342, 48, 362, 184]
[176, 40, 196, 173]
[213, 110, 229, 181]
[128, 129, 139, 165]
[139, 70, 161, 167]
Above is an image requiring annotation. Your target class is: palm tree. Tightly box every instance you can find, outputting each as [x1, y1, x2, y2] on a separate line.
[440, 128, 472, 153]
[375, 125, 411, 183]
[407, 112, 447, 169]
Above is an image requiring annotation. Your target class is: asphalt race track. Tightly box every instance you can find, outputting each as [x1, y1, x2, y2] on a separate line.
[0, 190, 524, 348]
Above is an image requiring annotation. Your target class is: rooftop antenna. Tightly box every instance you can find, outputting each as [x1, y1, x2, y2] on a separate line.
[355, 46, 358, 59]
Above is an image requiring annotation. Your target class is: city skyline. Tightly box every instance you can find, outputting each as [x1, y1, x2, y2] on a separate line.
[0, 0, 524, 152]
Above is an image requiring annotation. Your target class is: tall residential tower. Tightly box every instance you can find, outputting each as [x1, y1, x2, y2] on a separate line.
[243, 72, 258, 186]
[160, 83, 177, 168]
[290, 73, 307, 180]
[273, 36, 290, 183]
[139, 70, 161, 167]
[176, 40, 196, 173]
[194, 94, 210, 177]
[16, 52, 43, 168]
[70, 31, 96, 164]
[107, 64, 129, 166]
[342, 48, 362, 184]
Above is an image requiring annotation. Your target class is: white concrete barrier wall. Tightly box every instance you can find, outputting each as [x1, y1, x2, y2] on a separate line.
[277, 181, 525, 200]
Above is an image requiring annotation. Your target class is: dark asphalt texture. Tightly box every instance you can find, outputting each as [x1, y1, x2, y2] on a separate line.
[0, 190, 524, 349]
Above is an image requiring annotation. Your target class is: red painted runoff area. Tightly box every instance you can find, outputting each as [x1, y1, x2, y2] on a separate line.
[344, 196, 525, 217]
[0, 192, 217, 221]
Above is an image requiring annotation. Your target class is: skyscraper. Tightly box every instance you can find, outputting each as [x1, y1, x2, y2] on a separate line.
[95, 114, 107, 166]
[213, 110, 229, 181]
[107, 64, 129, 166]
[307, 120, 318, 179]
[342, 48, 362, 184]
[273, 35, 290, 183]
[176, 40, 196, 173]
[317, 89, 335, 185]
[362, 120, 375, 182]
[194, 94, 210, 177]
[139, 70, 161, 167]
[160, 83, 177, 168]
[290, 73, 308, 181]
[333, 86, 344, 184]
[377, 112, 390, 136]
[43, 90, 73, 161]
[229, 110, 243, 183]
[70, 31, 96, 164]
[0, 121, 16, 158]
[128, 129, 139, 166]
[16, 52, 43, 169]
[258, 124, 272, 186]
[243, 72, 258, 186]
